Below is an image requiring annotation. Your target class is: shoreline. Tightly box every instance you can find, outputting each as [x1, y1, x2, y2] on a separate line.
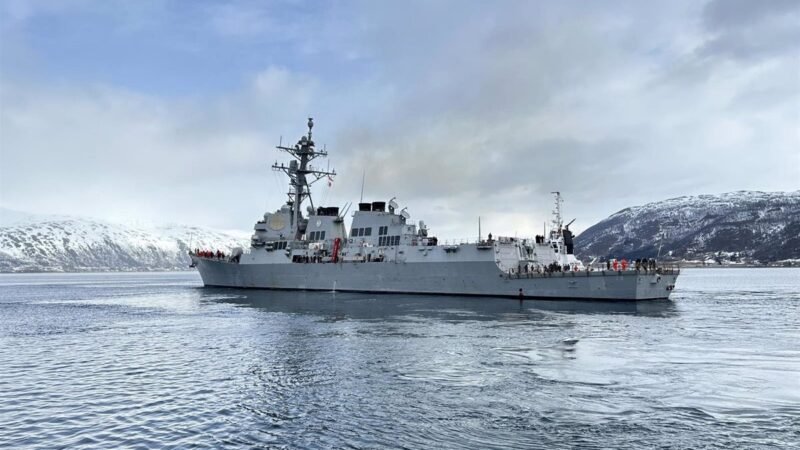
[2, 265, 799, 275]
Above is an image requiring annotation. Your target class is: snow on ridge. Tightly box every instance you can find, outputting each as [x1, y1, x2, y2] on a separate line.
[601, 190, 799, 222]
[0, 212, 249, 272]
[0, 207, 77, 227]
[576, 190, 800, 262]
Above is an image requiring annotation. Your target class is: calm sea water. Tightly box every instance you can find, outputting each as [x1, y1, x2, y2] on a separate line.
[0, 269, 798, 449]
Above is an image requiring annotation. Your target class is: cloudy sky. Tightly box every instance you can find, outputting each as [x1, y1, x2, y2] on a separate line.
[1, 0, 798, 238]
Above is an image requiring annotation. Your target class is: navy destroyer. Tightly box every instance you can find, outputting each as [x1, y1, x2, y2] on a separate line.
[191, 119, 679, 300]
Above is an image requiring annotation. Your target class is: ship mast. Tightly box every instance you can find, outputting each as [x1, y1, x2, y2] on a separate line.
[272, 118, 336, 239]
[551, 191, 563, 236]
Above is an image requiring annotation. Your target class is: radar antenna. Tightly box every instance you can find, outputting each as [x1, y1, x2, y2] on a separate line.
[272, 117, 337, 239]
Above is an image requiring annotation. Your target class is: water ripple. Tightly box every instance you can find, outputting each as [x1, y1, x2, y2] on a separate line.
[0, 269, 798, 448]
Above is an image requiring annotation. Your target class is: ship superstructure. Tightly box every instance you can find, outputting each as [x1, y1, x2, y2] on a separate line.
[191, 120, 679, 300]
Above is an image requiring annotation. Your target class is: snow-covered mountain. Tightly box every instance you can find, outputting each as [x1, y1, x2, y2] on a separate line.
[4, 190, 798, 271]
[575, 191, 800, 263]
[0, 209, 249, 272]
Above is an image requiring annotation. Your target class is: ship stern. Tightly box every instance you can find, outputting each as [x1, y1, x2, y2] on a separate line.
[634, 270, 679, 300]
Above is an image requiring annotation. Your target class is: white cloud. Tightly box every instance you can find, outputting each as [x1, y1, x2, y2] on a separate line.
[0, 66, 318, 228]
[1, 1, 798, 240]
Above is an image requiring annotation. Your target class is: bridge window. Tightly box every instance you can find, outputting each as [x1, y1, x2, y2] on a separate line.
[351, 228, 375, 237]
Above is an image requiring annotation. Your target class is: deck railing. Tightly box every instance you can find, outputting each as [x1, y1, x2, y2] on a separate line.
[503, 263, 680, 279]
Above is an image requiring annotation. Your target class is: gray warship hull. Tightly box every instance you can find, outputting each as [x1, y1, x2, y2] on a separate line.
[193, 257, 678, 300]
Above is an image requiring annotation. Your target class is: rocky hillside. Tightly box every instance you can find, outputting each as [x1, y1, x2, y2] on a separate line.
[575, 191, 800, 263]
[0, 209, 248, 272]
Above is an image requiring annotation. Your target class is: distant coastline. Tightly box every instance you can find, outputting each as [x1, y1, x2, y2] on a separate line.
[0, 267, 197, 274]
[3, 261, 799, 274]
[4, 190, 798, 274]
[676, 262, 800, 268]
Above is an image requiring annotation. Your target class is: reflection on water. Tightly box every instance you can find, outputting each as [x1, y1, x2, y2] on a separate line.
[0, 269, 798, 449]
[205, 288, 680, 320]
